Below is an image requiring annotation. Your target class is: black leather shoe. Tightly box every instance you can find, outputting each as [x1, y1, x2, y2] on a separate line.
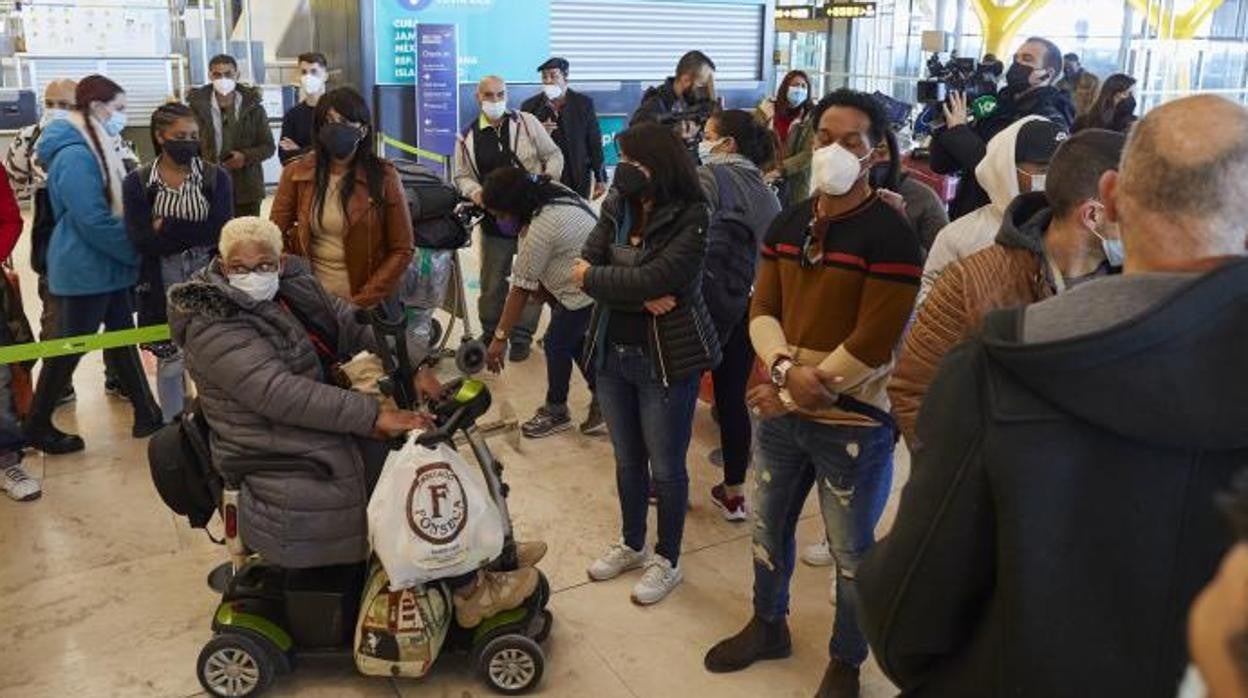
[704, 615, 792, 673]
[508, 342, 532, 363]
[27, 426, 85, 455]
[815, 658, 860, 698]
[132, 418, 165, 439]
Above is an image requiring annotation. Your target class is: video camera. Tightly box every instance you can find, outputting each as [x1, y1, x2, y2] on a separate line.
[655, 100, 717, 130]
[917, 54, 1000, 104]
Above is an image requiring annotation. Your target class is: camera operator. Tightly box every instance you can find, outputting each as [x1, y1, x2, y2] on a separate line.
[631, 50, 719, 151]
[931, 37, 1075, 220]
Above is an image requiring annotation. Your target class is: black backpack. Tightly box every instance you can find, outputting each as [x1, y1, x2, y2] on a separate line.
[393, 158, 470, 249]
[148, 404, 221, 530]
[701, 166, 761, 342]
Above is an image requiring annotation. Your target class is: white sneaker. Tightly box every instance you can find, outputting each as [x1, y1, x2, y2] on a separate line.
[587, 541, 648, 581]
[1, 463, 41, 502]
[631, 556, 682, 606]
[801, 540, 834, 567]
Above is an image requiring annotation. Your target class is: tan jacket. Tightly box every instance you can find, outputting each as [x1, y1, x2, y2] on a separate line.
[1059, 71, 1101, 116]
[889, 244, 1053, 446]
[271, 155, 414, 308]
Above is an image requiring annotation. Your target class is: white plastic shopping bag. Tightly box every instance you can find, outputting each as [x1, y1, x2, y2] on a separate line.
[368, 432, 504, 590]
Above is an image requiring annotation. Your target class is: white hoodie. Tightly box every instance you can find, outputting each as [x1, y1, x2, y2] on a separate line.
[917, 115, 1049, 305]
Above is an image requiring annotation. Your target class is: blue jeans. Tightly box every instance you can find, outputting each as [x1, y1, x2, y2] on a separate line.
[752, 415, 895, 666]
[596, 344, 699, 565]
[543, 303, 594, 409]
[155, 247, 214, 422]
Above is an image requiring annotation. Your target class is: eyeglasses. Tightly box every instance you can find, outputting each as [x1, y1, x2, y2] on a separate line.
[799, 218, 822, 270]
[225, 261, 278, 275]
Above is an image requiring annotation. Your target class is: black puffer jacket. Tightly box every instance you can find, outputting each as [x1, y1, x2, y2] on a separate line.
[582, 192, 722, 384]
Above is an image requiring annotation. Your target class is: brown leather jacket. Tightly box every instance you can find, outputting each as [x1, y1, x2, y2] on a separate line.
[270, 155, 413, 308]
[889, 244, 1053, 447]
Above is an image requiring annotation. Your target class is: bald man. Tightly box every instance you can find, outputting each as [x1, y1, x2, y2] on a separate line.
[858, 94, 1248, 697]
[5, 79, 76, 198]
[453, 75, 563, 362]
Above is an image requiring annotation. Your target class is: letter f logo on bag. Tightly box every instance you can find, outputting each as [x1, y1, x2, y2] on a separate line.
[406, 463, 468, 545]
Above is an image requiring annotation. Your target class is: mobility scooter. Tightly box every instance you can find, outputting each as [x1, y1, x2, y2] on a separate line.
[151, 309, 551, 697]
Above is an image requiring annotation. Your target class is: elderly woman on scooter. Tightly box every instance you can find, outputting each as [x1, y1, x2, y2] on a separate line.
[168, 217, 545, 627]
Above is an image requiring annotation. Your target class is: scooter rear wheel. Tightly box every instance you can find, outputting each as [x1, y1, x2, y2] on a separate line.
[477, 634, 545, 695]
[197, 632, 277, 698]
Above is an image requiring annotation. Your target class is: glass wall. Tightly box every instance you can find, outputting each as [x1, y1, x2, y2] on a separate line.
[828, 0, 1248, 109]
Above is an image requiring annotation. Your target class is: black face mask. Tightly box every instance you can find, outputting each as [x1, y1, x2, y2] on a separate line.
[1115, 96, 1137, 119]
[319, 122, 363, 160]
[163, 139, 200, 166]
[1006, 62, 1039, 90]
[613, 162, 653, 200]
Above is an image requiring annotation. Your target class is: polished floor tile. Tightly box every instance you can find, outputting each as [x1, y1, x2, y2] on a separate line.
[0, 216, 904, 697]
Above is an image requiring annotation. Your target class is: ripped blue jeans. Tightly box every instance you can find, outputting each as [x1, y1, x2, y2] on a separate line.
[751, 414, 894, 667]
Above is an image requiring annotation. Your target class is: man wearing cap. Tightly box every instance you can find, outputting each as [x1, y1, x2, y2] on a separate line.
[520, 58, 607, 199]
[919, 117, 1068, 305]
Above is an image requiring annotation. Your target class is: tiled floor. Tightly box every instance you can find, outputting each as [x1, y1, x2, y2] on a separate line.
[0, 212, 907, 698]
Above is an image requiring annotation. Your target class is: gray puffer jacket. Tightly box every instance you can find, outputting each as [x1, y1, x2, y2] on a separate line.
[167, 256, 382, 568]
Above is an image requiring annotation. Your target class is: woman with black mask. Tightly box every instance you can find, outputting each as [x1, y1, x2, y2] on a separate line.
[572, 123, 721, 606]
[124, 102, 233, 423]
[1074, 74, 1138, 134]
[271, 87, 413, 308]
[696, 109, 780, 521]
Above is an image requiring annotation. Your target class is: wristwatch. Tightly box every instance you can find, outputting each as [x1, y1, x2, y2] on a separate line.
[494, 328, 508, 342]
[771, 358, 795, 388]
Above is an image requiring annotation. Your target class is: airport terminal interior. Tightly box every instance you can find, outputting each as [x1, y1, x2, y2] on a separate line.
[2, 1, 1248, 697]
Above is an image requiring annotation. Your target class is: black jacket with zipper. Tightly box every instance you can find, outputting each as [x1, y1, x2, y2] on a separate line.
[582, 192, 722, 383]
[859, 258, 1248, 697]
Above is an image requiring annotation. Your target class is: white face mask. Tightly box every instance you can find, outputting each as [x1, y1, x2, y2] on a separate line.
[1029, 173, 1047, 192]
[301, 73, 325, 96]
[482, 99, 507, 121]
[228, 271, 280, 302]
[811, 142, 872, 197]
[697, 137, 725, 163]
[542, 83, 564, 100]
[213, 77, 237, 97]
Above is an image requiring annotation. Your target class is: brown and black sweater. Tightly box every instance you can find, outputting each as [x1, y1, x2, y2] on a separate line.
[750, 193, 922, 426]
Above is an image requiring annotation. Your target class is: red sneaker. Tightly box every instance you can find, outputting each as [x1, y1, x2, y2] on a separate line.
[711, 484, 747, 522]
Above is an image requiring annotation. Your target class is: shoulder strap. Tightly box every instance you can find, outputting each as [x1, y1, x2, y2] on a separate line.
[200, 161, 219, 197]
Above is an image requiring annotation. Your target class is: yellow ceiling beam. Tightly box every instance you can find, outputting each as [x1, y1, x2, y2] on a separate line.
[968, 0, 1053, 57]
[1126, 0, 1226, 39]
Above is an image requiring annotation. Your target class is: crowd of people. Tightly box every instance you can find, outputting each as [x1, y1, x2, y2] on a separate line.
[0, 33, 1243, 698]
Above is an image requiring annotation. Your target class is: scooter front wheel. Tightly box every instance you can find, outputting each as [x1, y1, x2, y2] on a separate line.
[477, 634, 545, 695]
[457, 338, 487, 375]
[197, 632, 277, 698]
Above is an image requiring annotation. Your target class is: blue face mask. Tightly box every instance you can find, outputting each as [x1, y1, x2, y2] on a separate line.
[42, 108, 69, 125]
[787, 86, 808, 105]
[1101, 237, 1125, 268]
[102, 110, 127, 137]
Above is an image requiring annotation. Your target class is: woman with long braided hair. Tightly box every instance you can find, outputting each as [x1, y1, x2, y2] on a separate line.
[25, 75, 162, 454]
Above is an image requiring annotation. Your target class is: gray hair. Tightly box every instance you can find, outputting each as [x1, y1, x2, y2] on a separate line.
[219, 216, 282, 258]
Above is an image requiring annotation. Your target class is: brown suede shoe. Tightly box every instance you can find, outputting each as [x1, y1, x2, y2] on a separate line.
[517, 541, 548, 567]
[452, 567, 539, 629]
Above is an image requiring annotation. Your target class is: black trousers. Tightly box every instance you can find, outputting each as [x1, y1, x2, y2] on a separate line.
[712, 316, 755, 487]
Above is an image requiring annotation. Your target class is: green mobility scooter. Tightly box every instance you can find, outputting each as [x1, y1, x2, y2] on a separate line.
[150, 308, 552, 697]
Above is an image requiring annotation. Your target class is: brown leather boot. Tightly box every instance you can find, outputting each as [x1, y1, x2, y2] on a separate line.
[815, 658, 860, 698]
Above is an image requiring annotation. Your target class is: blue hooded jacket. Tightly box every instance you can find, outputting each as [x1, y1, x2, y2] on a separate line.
[37, 117, 139, 296]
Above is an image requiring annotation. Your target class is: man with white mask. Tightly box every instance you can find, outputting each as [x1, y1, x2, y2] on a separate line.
[188, 54, 275, 217]
[704, 89, 922, 698]
[279, 51, 329, 164]
[521, 57, 607, 199]
[454, 75, 562, 363]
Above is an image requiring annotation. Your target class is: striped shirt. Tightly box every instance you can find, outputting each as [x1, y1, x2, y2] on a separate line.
[149, 156, 210, 223]
[511, 193, 597, 311]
